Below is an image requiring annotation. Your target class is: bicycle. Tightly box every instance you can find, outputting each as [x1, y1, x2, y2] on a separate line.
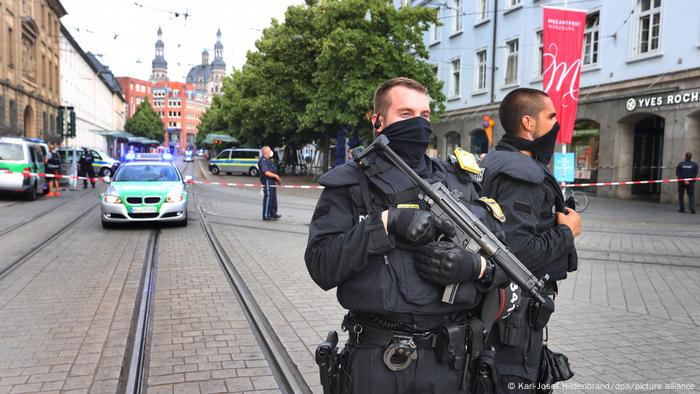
[562, 186, 589, 213]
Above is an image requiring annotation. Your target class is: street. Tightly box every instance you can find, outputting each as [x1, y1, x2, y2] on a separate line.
[0, 157, 697, 393]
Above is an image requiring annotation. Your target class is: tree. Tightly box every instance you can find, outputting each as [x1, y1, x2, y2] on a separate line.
[124, 100, 164, 141]
[199, 0, 443, 154]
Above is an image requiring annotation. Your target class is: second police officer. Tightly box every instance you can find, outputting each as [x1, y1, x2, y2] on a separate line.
[78, 147, 96, 189]
[479, 88, 580, 392]
[305, 78, 516, 393]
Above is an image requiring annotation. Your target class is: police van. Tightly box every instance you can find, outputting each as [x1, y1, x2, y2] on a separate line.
[209, 148, 260, 177]
[0, 137, 48, 200]
[58, 147, 120, 177]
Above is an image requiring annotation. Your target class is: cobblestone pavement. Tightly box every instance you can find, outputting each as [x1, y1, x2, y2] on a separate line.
[146, 202, 280, 394]
[193, 175, 700, 393]
[0, 200, 150, 394]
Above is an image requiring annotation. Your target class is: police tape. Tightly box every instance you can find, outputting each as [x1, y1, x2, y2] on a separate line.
[188, 179, 325, 189]
[563, 177, 700, 188]
[6, 170, 698, 190]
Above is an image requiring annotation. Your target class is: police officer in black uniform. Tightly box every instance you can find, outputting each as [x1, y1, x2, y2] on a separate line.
[259, 146, 282, 220]
[78, 147, 96, 189]
[305, 78, 514, 394]
[676, 152, 698, 214]
[479, 88, 580, 392]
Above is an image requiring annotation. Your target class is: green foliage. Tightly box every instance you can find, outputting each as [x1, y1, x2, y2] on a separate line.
[124, 100, 165, 141]
[199, 0, 444, 148]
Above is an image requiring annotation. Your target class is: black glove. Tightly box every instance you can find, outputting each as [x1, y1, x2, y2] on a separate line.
[387, 208, 455, 245]
[414, 241, 481, 285]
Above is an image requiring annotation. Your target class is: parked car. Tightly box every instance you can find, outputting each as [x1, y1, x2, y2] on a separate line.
[0, 137, 48, 200]
[58, 147, 120, 177]
[208, 148, 260, 176]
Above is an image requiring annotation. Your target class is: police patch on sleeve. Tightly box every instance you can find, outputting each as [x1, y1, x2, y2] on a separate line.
[478, 197, 506, 222]
[454, 147, 481, 175]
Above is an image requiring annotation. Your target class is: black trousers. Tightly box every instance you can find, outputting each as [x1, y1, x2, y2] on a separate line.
[79, 166, 95, 187]
[678, 182, 695, 211]
[262, 178, 278, 219]
[342, 343, 466, 394]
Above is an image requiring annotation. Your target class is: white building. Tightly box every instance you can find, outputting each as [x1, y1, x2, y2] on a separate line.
[59, 24, 125, 152]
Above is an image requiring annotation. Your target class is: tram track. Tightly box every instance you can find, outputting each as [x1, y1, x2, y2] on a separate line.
[0, 197, 76, 237]
[0, 203, 98, 281]
[193, 190, 312, 394]
[120, 228, 159, 394]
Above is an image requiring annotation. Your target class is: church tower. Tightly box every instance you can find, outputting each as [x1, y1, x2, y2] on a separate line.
[151, 27, 168, 82]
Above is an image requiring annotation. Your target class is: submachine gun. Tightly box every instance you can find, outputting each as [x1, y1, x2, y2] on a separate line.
[353, 134, 548, 305]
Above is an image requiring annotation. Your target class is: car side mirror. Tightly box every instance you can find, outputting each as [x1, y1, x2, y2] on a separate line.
[103, 176, 111, 184]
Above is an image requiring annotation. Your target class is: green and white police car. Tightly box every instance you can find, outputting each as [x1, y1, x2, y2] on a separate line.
[0, 137, 48, 200]
[208, 148, 260, 176]
[100, 155, 190, 228]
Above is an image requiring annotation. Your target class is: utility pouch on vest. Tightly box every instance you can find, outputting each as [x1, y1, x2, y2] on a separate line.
[471, 348, 499, 394]
[498, 304, 526, 347]
[435, 322, 466, 369]
[528, 297, 555, 330]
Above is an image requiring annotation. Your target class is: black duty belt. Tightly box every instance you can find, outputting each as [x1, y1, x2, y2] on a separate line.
[345, 319, 437, 349]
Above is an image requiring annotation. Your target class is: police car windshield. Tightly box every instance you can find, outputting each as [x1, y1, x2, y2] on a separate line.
[0, 143, 24, 160]
[114, 165, 180, 182]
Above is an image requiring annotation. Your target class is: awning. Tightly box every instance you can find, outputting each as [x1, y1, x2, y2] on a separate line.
[202, 133, 238, 144]
[128, 137, 160, 145]
[98, 130, 134, 139]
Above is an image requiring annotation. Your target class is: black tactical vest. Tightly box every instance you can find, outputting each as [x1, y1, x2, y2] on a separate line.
[328, 155, 501, 315]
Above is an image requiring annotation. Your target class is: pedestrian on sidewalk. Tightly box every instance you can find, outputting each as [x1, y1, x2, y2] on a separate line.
[46, 144, 62, 196]
[676, 152, 698, 214]
[259, 146, 281, 220]
[78, 147, 96, 189]
[479, 88, 580, 392]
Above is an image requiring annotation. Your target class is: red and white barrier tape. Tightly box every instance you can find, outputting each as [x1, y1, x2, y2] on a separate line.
[4, 171, 697, 190]
[563, 177, 699, 188]
[189, 179, 325, 189]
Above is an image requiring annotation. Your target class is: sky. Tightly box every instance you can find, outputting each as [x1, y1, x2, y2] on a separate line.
[60, 0, 305, 81]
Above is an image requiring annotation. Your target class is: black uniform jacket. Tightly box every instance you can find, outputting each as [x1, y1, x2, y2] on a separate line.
[305, 157, 506, 317]
[479, 143, 577, 282]
[676, 160, 698, 183]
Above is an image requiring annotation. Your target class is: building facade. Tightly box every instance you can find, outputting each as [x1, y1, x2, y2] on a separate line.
[59, 24, 125, 151]
[151, 80, 206, 152]
[116, 76, 152, 118]
[404, 0, 700, 203]
[0, 0, 66, 141]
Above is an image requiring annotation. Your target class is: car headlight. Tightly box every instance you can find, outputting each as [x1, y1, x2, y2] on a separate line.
[104, 195, 122, 204]
[165, 193, 184, 203]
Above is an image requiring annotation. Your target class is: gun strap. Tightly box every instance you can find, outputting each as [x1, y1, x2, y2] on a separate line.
[356, 166, 376, 215]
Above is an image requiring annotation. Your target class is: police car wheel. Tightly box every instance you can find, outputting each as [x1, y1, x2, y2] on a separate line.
[249, 167, 259, 177]
[25, 182, 37, 201]
[210, 166, 220, 175]
[174, 216, 188, 227]
[100, 168, 112, 177]
[101, 219, 114, 229]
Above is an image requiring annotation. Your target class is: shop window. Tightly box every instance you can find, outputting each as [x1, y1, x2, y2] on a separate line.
[572, 120, 600, 191]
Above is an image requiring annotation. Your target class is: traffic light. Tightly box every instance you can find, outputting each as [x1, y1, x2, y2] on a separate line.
[68, 107, 76, 138]
[57, 107, 64, 138]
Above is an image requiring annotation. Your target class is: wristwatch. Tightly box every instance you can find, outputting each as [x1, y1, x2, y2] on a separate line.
[479, 257, 495, 285]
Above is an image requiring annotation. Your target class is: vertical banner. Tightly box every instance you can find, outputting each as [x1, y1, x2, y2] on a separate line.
[543, 7, 587, 144]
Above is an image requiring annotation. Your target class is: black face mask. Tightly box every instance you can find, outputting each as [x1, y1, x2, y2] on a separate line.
[381, 117, 432, 174]
[499, 122, 560, 165]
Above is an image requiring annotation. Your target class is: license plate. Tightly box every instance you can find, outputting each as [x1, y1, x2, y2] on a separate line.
[131, 206, 157, 213]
